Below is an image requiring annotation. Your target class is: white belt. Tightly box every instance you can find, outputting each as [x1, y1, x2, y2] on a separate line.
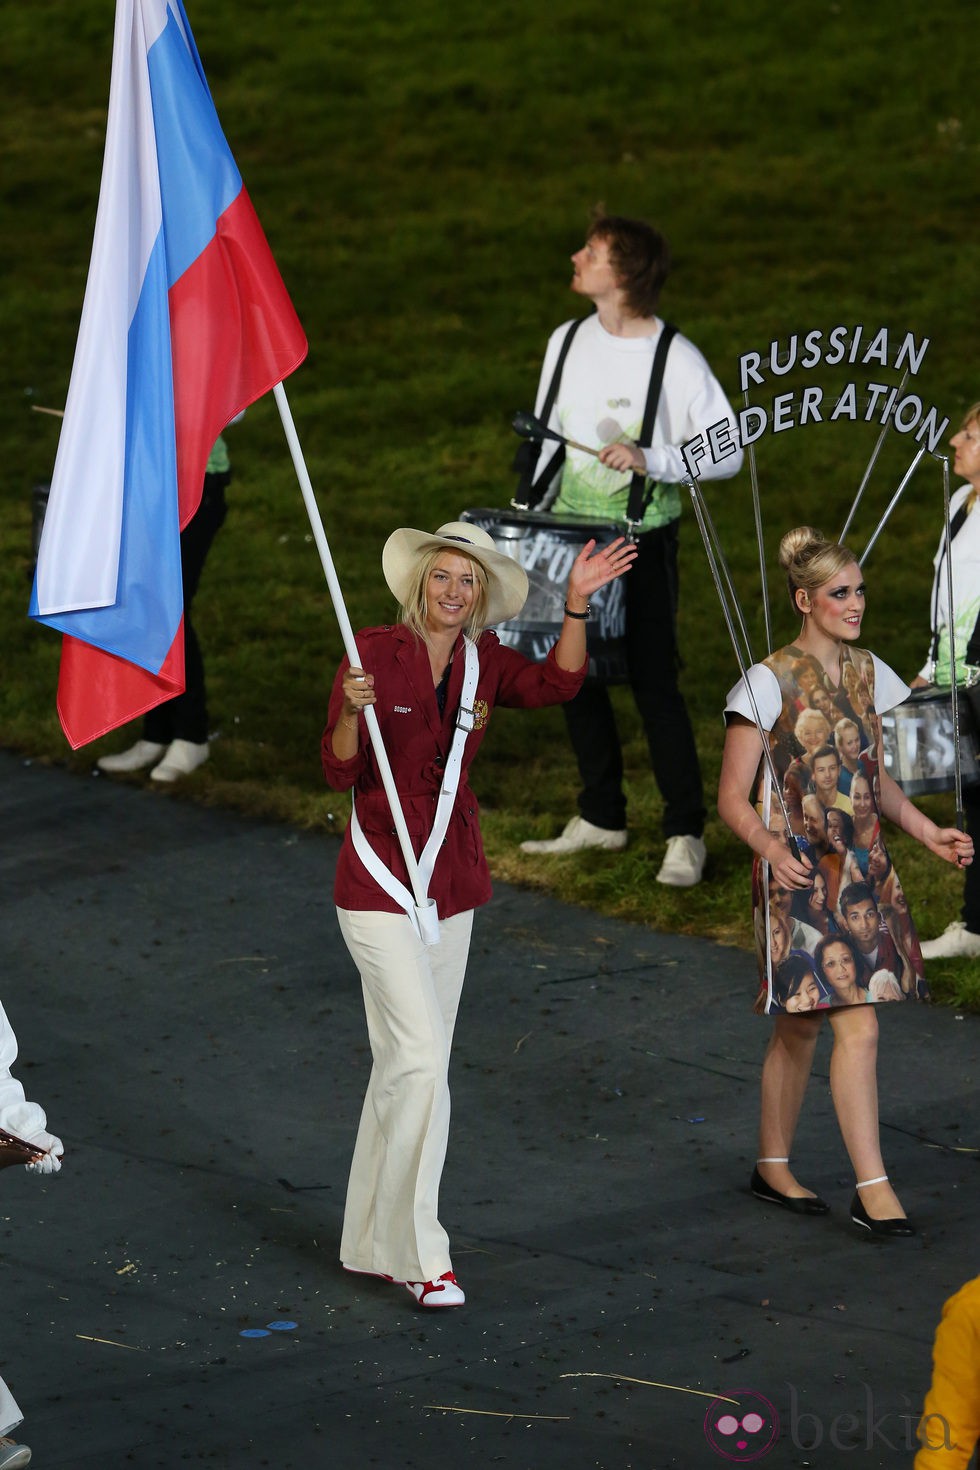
[349, 636, 479, 944]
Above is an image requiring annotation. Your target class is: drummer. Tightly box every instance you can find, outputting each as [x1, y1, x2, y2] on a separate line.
[914, 403, 980, 959]
[518, 212, 743, 885]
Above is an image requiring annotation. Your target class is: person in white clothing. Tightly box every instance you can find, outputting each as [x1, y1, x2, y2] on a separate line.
[0, 998, 64, 1470]
[718, 526, 970, 1237]
[517, 214, 742, 884]
[0, 1375, 31, 1469]
[0, 999, 62, 1172]
[912, 404, 980, 958]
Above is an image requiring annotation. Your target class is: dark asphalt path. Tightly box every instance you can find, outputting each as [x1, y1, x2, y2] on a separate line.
[1, 751, 976, 1469]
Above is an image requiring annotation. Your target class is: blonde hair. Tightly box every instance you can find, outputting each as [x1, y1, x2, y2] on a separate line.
[794, 708, 831, 746]
[399, 547, 489, 642]
[778, 526, 858, 611]
[960, 403, 980, 430]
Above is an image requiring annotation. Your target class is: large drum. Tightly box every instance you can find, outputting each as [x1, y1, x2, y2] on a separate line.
[459, 507, 629, 682]
[880, 685, 980, 796]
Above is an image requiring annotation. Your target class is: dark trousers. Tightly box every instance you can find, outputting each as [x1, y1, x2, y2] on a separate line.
[562, 519, 705, 838]
[144, 472, 229, 746]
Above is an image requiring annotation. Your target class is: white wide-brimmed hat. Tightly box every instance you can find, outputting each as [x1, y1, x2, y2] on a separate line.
[382, 522, 529, 625]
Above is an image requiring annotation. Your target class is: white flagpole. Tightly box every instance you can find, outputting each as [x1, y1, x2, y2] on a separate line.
[272, 382, 439, 942]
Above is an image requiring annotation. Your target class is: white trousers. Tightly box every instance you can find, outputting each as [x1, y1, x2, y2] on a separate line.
[0, 1374, 23, 1437]
[0, 997, 55, 1147]
[336, 907, 473, 1283]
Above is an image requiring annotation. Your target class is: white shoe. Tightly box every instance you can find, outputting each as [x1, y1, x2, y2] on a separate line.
[520, 816, 627, 855]
[405, 1271, 465, 1308]
[97, 739, 165, 774]
[150, 739, 209, 783]
[919, 920, 980, 959]
[0, 1437, 31, 1470]
[656, 834, 706, 887]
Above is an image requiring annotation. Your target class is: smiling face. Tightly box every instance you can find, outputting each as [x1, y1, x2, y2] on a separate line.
[800, 561, 866, 643]
[842, 662, 870, 712]
[836, 721, 861, 766]
[868, 836, 889, 881]
[795, 711, 831, 756]
[808, 687, 834, 719]
[786, 975, 824, 1012]
[811, 752, 840, 796]
[825, 808, 845, 848]
[850, 773, 873, 821]
[808, 870, 828, 914]
[424, 552, 480, 636]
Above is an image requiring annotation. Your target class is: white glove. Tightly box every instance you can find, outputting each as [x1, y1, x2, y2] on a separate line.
[23, 1129, 64, 1175]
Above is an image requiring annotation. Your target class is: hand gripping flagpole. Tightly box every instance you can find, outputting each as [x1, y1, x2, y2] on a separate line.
[684, 475, 801, 859]
[939, 453, 966, 834]
[273, 382, 440, 944]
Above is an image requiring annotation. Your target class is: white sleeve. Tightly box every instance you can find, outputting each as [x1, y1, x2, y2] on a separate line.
[642, 335, 744, 485]
[725, 663, 782, 729]
[871, 653, 911, 715]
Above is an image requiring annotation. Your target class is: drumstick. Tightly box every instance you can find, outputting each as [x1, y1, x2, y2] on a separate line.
[30, 405, 65, 418]
[511, 410, 601, 459]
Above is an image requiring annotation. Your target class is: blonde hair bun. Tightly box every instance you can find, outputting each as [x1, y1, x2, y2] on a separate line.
[778, 526, 823, 571]
[779, 526, 858, 607]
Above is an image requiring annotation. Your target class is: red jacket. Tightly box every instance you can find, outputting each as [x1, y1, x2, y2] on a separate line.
[321, 625, 586, 917]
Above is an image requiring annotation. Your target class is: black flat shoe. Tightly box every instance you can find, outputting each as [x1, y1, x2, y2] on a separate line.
[850, 1192, 916, 1237]
[750, 1166, 830, 1215]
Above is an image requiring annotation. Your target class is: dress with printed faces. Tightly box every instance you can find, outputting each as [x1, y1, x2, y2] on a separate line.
[729, 644, 927, 1013]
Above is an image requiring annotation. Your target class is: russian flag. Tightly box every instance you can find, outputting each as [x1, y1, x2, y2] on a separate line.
[30, 0, 307, 749]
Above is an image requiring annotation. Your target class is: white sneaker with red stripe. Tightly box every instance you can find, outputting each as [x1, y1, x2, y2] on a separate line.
[405, 1271, 465, 1307]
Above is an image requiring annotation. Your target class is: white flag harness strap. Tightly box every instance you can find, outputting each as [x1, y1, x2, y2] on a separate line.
[349, 636, 480, 938]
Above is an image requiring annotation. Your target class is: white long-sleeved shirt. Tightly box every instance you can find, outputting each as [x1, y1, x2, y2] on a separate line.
[919, 484, 980, 685]
[0, 998, 59, 1159]
[527, 313, 743, 530]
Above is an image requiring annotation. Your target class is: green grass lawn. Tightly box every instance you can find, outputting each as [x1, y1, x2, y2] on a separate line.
[2, 0, 979, 1008]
